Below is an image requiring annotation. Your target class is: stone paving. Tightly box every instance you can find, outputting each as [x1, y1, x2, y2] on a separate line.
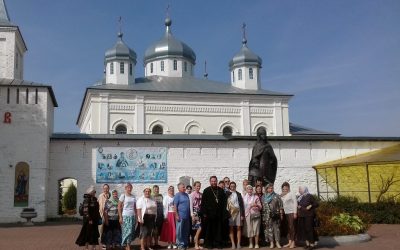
[0, 223, 399, 250]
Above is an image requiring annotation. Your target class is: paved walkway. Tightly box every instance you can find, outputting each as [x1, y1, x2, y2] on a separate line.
[0, 223, 399, 250]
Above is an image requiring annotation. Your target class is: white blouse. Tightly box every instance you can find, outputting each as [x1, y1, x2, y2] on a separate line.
[281, 191, 297, 214]
[137, 196, 157, 221]
[163, 195, 175, 218]
[229, 191, 240, 208]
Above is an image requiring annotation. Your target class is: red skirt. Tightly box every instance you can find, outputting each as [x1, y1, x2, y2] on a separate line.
[160, 212, 176, 243]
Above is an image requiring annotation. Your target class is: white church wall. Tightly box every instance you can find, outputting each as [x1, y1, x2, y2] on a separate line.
[46, 138, 397, 219]
[81, 89, 292, 136]
[145, 114, 241, 135]
[0, 87, 52, 223]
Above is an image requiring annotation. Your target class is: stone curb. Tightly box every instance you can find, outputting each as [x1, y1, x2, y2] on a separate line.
[318, 233, 371, 246]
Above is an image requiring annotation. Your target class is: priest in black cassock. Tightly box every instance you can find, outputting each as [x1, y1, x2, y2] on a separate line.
[201, 176, 228, 249]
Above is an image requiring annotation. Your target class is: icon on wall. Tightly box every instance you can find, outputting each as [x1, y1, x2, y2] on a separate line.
[14, 162, 29, 207]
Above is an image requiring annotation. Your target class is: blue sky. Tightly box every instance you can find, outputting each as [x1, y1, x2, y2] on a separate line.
[6, 0, 400, 136]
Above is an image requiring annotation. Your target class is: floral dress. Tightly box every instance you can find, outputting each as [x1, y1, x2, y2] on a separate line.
[261, 193, 283, 242]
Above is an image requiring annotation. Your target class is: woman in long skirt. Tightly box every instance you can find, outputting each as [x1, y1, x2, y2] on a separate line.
[76, 185, 101, 249]
[160, 186, 176, 249]
[296, 186, 318, 249]
[243, 185, 262, 249]
[152, 185, 164, 248]
[103, 189, 122, 249]
[118, 183, 137, 250]
[261, 183, 283, 249]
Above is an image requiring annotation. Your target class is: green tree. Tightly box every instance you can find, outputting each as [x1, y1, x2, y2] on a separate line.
[62, 183, 77, 211]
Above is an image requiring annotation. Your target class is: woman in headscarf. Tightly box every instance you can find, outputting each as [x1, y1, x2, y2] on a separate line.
[103, 189, 122, 249]
[152, 185, 164, 248]
[118, 183, 137, 250]
[261, 183, 283, 249]
[243, 185, 262, 249]
[254, 185, 265, 246]
[296, 186, 318, 250]
[76, 185, 101, 249]
[280, 182, 297, 249]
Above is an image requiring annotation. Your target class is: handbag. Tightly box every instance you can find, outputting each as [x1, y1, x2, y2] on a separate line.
[250, 213, 260, 220]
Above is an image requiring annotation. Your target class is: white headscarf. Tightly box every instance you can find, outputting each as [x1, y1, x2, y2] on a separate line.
[297, 185, 309, 202]
[86, 185, 95, 194]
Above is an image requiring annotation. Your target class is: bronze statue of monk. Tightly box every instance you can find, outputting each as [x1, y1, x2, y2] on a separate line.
[248, 127, 278, 186]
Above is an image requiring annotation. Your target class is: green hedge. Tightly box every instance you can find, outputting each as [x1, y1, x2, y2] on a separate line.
[316, 195, 400, 236]
[323, 196, 400, 224]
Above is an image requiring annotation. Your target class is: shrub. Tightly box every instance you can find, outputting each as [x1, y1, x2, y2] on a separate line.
[316, 196, 371, 236]
[331, 213, 365, 233]
[316, 202, 365, 236]
[62, 183, 77, 211]
[317, 195, 400, 228]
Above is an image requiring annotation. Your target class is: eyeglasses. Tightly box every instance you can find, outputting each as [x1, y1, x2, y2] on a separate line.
[224, 181, 230, 183]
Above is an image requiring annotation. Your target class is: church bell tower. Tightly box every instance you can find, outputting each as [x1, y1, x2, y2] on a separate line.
[0, 0, 27, 80]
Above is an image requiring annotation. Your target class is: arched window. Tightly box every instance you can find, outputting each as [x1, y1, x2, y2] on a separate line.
[150, 63, 154, 73]
[115, 124, 127, 134]
[120, 62, 125, 74]
[58, 178, 77, 215]
[161, 61, 165, 72]
[110, 62, 114, 74]
[188, 125, 200, 135]
[173, 60, 177, 70]
[249, 68, 254, 79]
[222, 126, 233, 136]
[238, 69, 242, 80]
[184, 62, 187, 72]
[152, 125, 163, 135]
[232, 71, 235, 82]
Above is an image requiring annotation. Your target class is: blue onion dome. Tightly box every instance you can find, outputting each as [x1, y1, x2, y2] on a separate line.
[105, 32, 137, 64]
[229, 38, 262, 70]
[144, 18, 196, 65]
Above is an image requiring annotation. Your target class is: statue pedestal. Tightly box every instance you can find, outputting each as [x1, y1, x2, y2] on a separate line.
[20, 208, 37, 226]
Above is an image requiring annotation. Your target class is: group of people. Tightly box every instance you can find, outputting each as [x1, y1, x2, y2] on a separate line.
[75, 177, 319, 250]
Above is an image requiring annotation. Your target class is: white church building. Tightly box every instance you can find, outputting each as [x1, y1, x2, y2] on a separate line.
[0, 0, 399, 223]
[78, 17, 292, 137]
